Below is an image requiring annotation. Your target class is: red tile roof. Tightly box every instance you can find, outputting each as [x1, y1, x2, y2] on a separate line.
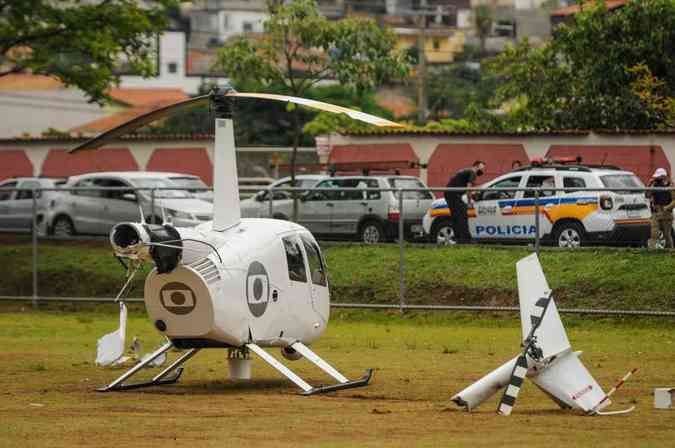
[551, 0, 626, 17]
[70, 98, 187, 135]
[0, 74, 64, 90]
[107, 88, 189, 107]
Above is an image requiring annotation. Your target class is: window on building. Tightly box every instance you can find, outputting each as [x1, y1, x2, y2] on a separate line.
[282, 236, 307, 283]
[167, 62, 178, 74]
[242, 22, 254, 32]
[433, 39, 441, 50]
[221, 13, 229, 30]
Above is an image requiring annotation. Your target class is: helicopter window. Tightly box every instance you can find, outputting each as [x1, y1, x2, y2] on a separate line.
[282, 236, 307, 283]
[301, 236, 327, 287]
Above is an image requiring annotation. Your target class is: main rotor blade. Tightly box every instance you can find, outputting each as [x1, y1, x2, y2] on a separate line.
[227, 92, 404, 128]
[71, 90, 404, 153]
[70, 94, 211, 152]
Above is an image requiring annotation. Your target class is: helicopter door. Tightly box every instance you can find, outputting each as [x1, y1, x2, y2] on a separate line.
[300, 235, 329, 322]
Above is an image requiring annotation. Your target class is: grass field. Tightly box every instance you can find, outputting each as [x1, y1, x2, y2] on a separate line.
[0, 306, 674, 448]
[2, 238, 675, 311]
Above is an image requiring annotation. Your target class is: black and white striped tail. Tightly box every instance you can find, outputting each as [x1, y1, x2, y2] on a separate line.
[498, 295, 552, 416]
[497, 355, 529, 415]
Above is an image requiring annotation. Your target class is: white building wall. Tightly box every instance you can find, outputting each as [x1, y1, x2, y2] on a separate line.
[120, 31, 228, 95]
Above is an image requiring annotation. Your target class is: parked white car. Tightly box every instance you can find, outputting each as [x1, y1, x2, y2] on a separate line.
[0, 177, 66, 234]
[160, 172, 213, 203]
[45, 171, 213, 236]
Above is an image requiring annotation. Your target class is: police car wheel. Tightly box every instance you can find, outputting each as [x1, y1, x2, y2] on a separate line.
[360, 221, 384, 244]
[554, 223, 584, 248]
[431, 221, 455, 245]
[656, 230, 675, 249]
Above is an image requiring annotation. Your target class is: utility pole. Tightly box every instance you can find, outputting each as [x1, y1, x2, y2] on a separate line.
[416, 12, 427, 125]
[398, 2, 455, 125]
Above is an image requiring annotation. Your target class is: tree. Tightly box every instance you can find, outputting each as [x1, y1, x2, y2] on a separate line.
[489, 0, 675, 130]
[474, 4, 494, 57]
[217, 0, 409, 219]
[0, 0, 176, 104]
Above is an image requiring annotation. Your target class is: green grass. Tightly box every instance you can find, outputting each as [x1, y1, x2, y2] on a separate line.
[0, 308, 673, 447]
[2, 240, 673, 311]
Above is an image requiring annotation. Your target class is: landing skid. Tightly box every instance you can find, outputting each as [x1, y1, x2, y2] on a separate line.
[97, 341, 200, 392]
[245, 341, 373, 395]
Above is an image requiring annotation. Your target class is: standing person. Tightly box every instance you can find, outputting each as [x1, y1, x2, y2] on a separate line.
[647, 168, 674, 249]
[444, 161, 486, 244]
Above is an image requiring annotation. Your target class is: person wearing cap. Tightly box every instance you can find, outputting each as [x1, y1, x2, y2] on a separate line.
[646, 168, 674, 249]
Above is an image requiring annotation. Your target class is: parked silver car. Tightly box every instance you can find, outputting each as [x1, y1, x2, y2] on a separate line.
[240, 175, 328, 219]
[46, 172, 213, 236]
[159, 172, 214, 203]
[298, 176, 434, 243]
[0, 177, 66, 233]
[243, 174, 433, 243]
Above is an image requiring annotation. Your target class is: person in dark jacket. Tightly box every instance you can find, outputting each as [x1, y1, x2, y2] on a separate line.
[647, 168, 674, 249]
[444, 161, 485, 244]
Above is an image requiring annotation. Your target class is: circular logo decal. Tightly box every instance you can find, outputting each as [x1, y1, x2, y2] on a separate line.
[246, 262, 269, 317]
[159, 282, 196, 315]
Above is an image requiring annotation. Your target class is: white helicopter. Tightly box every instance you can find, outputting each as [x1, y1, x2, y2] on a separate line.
[451, 254, 637, 416]
[72, 87, 403, 394]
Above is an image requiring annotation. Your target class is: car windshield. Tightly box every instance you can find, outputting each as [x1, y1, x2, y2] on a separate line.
[387, 178, 433, 200]
[600, 174, 643, 194]
[130, 178, 192, 198]
[169, 176, 209, 193]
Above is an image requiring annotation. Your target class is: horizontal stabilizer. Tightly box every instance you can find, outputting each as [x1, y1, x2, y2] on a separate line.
[531, 351, 608, 412]
[517, 254, 570, 359]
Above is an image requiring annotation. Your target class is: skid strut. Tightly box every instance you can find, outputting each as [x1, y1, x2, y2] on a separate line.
[97, 341, 199, 392]
[245, 342, 373, 395]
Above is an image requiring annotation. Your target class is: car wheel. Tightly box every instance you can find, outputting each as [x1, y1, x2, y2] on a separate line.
[554, 222, 585, 248]
[430, 220, 455, 245]
[360, 221, 384, 244]
[52, 216, 75, 237]
[655, 229, 675, 249]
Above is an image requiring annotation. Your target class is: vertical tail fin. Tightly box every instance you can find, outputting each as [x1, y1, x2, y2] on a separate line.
[212, 118, 241, 231]
[516, 254, 570, 359]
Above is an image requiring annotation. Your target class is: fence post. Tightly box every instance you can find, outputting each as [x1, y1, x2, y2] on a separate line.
[398, 188, 405, 314]
[268, 188, 274, 218]
[31, 190, 38, 308]
[150, 188, 155, 223]
[534, 189, 540, 255]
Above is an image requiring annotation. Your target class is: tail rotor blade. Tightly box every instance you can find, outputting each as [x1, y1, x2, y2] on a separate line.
[498, 294, 553, 415]
[497, 354, 528, 415]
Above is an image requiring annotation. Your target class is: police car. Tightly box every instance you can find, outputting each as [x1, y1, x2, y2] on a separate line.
[423, 162, 653, 247]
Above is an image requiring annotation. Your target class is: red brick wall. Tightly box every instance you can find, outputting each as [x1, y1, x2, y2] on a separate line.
[146, 148, 213, 185]
[546, 145, 670, 184]
[329, 143, 420, 177]
[41, 148, 138, 177]
[428, 144, 528, 195]
[0, 150, 33, 180]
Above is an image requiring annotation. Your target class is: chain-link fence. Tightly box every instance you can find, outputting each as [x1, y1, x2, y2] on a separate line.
[0, 184, 673, 316]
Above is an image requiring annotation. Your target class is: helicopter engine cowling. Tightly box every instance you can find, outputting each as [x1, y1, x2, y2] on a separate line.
[110, 222, 183, 274]
[281, 346, 303, 361]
